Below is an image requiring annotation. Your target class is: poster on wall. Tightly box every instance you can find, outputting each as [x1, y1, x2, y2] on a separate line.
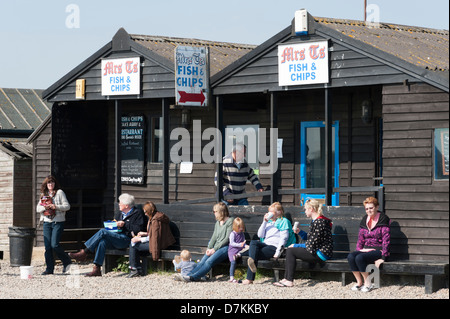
[101, 57, 141, 96]
[121, 115, 146, 184]
[175, 46, 209, 106]
[278, 41, 329, 86]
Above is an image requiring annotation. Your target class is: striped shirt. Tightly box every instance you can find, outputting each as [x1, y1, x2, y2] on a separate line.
[218, 156, 263, 196]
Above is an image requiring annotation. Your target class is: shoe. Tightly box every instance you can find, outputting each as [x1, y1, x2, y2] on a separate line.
[229, 278, 242, 283]
[62, 263, 72, 274]
[273, 279, 293, 287]
[85, 265, 101, 277]
[242, 279, 253, 285]
[127, 268, 142, 278]
[247, 257, 257, 273]
[240, 245, 249, 254]
[361, 285, 373, 292]
[69, 249, 87, 262]
[351, 284, 362, 291]
[41, 270, 53, 275]
[173, 274, 190, 282]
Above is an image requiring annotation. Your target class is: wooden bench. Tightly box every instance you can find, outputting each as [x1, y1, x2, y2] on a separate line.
[100, 204, 448, 294]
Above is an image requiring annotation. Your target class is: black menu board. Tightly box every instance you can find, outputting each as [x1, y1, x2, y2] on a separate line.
[121, 115, 146, 184]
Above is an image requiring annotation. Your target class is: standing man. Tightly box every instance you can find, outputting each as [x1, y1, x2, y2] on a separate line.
[69, 193, 147, 276]
[216, 143, 264, 205]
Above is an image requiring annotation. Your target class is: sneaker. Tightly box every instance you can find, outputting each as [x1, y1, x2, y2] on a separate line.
[173, 274, 190, 282]
[361, 285, 373, 293]
[127, 268, 142, 278]
[247, 257, 257, 273]
[62, 263, 72, 274]
[351, 284, 361, 291]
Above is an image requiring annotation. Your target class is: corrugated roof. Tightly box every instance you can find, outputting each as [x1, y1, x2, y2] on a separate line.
[0, 141, 32, 159]
[0, 88, 51, 131]
[316, 17, 449, 73]
[131, 34, 257, 76]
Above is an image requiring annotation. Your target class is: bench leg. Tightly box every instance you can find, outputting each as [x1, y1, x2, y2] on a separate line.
[102, 255, 115, 275]
[341, 272, 353, 286]
[425, 275, 446, 294]
[273, 269, 280, 282]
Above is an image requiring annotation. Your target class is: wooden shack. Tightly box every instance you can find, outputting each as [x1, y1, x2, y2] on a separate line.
[29, 12, 448, 262]
[0, 88, 51, 252]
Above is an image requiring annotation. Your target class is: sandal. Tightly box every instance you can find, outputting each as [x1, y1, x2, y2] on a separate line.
[273, 279, 293, 287]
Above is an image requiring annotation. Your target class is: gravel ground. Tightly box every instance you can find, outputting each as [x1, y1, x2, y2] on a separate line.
[0, 260, 448, 300]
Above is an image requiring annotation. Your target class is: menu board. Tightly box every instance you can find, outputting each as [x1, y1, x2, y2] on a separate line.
[52, 103, 107, 188]
[121, 115, 146, 184]
[435, 128, 449, 180]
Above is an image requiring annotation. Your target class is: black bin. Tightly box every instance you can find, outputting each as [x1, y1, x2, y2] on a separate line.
[8, 227, 36, 267]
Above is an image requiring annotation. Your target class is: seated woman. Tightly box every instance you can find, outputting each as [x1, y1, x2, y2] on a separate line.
[347, 197, 390, 292]
[242, 202, 296, 285]
[274, 198, 333, 287]
[127, 201, 176, 277]
[175, 202, 233, 282]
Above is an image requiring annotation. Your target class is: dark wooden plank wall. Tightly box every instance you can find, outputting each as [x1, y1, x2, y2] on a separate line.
[213, 38, 416, 95]
[382, 83, 449, 262]
[103, 84, 382, 210]
[32, 122, 52, 246]
[47, 52, 174, 103]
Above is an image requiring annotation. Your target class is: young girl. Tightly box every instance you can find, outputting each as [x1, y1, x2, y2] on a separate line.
[228, 217, 248, 283]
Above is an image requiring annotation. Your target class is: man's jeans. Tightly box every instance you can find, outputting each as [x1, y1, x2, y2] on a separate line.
[84, 229, 130, 266]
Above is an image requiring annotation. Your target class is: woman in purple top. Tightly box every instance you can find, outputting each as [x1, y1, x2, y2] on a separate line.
[347, 197, 391, 292]
[228, 217, 248, 282]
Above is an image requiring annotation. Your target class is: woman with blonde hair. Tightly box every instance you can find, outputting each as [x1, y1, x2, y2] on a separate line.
[176, 202, 234, 282]
[274, 198, 333, 287]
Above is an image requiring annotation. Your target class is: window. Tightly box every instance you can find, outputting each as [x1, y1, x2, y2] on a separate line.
[434, 128, 449, 181]
[151, 117, 163, 163]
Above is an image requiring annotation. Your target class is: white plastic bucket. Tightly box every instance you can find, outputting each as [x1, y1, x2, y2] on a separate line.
[20, 266, 33, 279]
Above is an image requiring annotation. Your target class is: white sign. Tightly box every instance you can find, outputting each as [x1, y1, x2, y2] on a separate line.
[175, 46, 209, 106]
[101, 57, 140, 96]
[278, 41, 329, 86]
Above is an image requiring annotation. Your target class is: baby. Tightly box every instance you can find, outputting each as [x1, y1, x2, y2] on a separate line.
[173, 249, 197, 277]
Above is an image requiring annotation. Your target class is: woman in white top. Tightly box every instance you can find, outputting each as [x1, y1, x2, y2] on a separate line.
[242, 202, 296, 284]
[36, 175, 71, 275]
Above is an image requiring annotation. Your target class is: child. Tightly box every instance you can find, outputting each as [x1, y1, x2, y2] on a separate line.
[228, 217, 248, 283]
[173, 250, 197, 278]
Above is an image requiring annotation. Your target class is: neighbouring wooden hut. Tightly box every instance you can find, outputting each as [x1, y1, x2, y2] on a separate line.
[29, 11, 448, 262]
[0, 88, 51, 252]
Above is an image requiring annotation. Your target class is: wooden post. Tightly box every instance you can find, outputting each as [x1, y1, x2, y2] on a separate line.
[270, 92, 278, 203]
[216, 96, 223, 202]
[162, 98, 169, 204]
[115, 100, 121, 201]
[325, 87, 333, 206]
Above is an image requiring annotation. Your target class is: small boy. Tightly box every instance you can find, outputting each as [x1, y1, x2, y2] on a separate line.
[173, 250, 197, 277]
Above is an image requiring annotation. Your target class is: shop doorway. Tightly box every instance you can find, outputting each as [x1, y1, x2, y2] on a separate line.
[300, 121, 339, 205]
